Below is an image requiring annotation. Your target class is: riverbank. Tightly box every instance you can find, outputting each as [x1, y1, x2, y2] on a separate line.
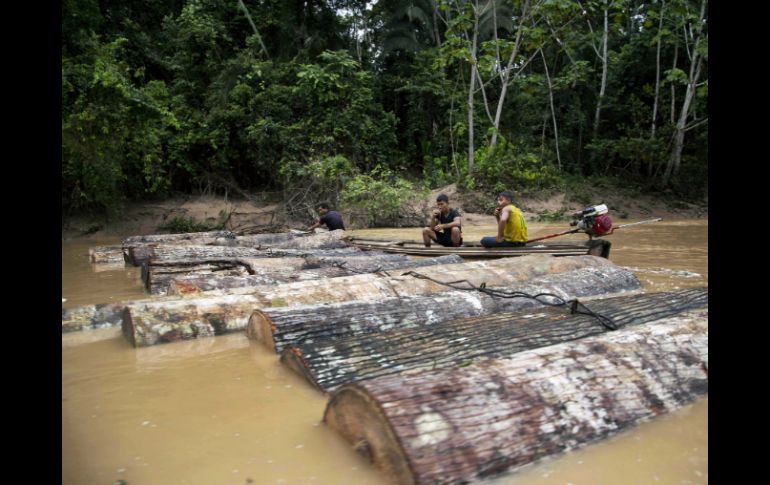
[62, 184, 707, 241]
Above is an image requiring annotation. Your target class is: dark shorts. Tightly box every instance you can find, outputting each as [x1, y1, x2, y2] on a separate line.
[436, 231, 462, 247]
[480, 236, 526, 248]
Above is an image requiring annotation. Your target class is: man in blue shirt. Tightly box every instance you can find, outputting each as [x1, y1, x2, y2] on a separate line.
[308, 202, 346, 231]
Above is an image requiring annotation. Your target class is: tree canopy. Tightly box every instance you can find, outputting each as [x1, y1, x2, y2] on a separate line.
[62, 0, 708, 219]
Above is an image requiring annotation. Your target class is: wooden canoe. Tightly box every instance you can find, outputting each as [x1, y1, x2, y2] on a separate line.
[345, 236, 611, 258]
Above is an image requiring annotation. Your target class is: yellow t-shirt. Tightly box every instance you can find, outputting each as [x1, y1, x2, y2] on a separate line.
[503, 204, 528, 243]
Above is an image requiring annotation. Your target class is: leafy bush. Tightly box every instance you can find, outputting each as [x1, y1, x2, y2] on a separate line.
[341, 167, 428, 228]
[458, 139, 562, 195]
[535, 208, 570, 222]
[156, 209, 229, 233]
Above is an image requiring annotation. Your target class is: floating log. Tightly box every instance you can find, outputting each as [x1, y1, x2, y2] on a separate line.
[146, 253, 409, 295]
[283, 288, 708, 392]
[122, 230, 236, 244]
[249, 264, 642, 353]
[125, 230, 349, 265]
[166, 255, 463, 295]
[66, 251, 390, 331]
[323, 310, 709, 485]
[137, 241, 367, 265]
[92, 262, 128, 273]
[89, 245, 125, 264]
[121, 255, 614, 347]
[123, 230, 237, 265]
[142, 258, 255, 295]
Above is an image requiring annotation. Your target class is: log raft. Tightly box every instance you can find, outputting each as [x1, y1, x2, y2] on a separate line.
[166, 254, 463, 295]
[283, 288, 708, 392]
[120, 255, 615, 347]
[323, 310, 709, 485]
[249, 264, 642, 353]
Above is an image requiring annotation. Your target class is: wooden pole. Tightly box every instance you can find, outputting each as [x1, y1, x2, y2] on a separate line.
[324, 310, 708, 485]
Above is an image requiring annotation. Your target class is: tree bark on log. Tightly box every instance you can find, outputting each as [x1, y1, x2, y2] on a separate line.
[137, 239, 362, 265]
[122, 230, 236, 244]
[121, 255, 614, 347]
[123, 231, 237, 265]
[282, 288, 708, 392]
[251, 265, 642, 353]
[323, 310, 709, 485]
[124, 230, 349, 265]
[146, 253, 410, 295]
[166, 255, 463, 296]
[89, 245, 125, 264]
[142, 259, 256, 295]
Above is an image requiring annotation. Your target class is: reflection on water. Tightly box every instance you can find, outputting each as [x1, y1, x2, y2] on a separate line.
[62, 219, 707, 485]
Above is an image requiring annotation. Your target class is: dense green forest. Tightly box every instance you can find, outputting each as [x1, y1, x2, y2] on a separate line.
[62, 0, 707, 220]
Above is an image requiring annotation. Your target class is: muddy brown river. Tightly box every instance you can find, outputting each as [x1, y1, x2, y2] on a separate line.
[62, 219, 707, 485]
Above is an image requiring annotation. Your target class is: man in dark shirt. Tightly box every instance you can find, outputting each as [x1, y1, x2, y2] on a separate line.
[422, 193, 462, 247]
[308, 202, 346, 231]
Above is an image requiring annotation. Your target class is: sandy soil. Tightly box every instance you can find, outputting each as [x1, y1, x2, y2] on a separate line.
[62, 185, 707, 241]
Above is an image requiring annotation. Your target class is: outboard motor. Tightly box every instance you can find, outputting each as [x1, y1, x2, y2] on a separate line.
[570, 204, 613, 237]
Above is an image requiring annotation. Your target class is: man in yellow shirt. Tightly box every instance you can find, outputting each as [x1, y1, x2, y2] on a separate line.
[480, 191, 528, 247]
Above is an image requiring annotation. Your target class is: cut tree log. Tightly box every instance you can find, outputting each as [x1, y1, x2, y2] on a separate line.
[123, 230, 237, 265]
[323, 309, 709, 485]
[89, 245, 125, 264]
[142, 259, 255, 295]
[121, 255, 615, 347]
[166, 255, 463, 296]
[145, 253, 410, 295]
[136, 242, 367, 264]
[125, 229, 349, 265]
[282, 288, 708, 392]
[250, 264, 642, 353]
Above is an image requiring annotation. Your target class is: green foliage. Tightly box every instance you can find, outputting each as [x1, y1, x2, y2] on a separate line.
[535, 207, 569, 222]
[60, 0, 707, 220]
[157, 208, 230, 233]
[340, 167, 428, 228]
[62, 37, 180, 216]
[463, 139, 562, 195]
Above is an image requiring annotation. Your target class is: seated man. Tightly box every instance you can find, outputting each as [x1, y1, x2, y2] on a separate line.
[308, 202, 345, 231]
[422, 193, 462, 247]
[480, 190, 528, 247]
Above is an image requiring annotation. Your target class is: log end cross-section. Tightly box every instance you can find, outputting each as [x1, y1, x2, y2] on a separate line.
[324, 384, 416, 485]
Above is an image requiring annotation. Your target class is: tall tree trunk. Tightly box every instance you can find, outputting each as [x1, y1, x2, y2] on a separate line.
[541, 50, 562, 170]
[236, 0, 270, 58]
[593, 7, 609, 140]
[650, 0, 665, 139]
[324, 310, 708, 485]
[670, 41, 678, 125]
[649, 0, 665, 177]
[662, 0, 706, 187]
[467, 9, 479, 177]
[489, 0, 530, 150]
